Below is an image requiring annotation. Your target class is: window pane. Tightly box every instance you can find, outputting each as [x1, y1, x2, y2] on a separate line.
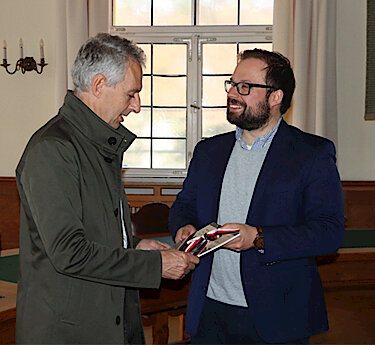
[153, 139, 186, 169]
[138, 44, 151, 74]
[140, 76, 151, 106]
[123, 139, 150, 168]
[202, 44, 237, 74]
[239, 43, 273, 52]
[113, 0, 151, 26]
[202, 108, 234, 137]
[123, 108, 151, 137]
[153, 108, 186, 138]
[153, 77, 186, 106]
[202, 76, 228, 107]
[199, 0, 237, 25]
[240, 0, 273, 25]
[153, 0, 191, 25]
[154, 45, 187, 74]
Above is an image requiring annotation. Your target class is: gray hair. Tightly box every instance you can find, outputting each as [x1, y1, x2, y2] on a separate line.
[71, 33, 145, 95]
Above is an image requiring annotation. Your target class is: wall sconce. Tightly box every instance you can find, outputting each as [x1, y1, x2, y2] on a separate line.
[1, 38, 47, 75]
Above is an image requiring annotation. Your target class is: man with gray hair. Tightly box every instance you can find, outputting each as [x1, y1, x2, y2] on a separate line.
[15, 33, 199, 345]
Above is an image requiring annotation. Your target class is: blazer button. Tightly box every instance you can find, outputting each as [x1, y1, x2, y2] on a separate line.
[114, 208, 119, 217]
[104, 157, 113, 163]
[115, 315, 121, 325]
[108, 137, 117, 145]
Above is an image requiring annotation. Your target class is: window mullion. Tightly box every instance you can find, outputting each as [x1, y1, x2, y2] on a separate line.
[186, 36, 198, 166]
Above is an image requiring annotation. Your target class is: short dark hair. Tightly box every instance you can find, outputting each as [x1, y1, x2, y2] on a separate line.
[238, 49, 296, 115]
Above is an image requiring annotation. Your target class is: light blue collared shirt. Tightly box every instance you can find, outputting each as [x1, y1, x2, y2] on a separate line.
[235, 117, 282, 151]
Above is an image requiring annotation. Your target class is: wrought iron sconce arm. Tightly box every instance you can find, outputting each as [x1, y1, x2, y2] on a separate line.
[1, 57, 48, 75]
[1, 39, 48, 75]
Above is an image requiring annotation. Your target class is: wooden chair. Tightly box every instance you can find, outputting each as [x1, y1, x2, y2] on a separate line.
[132, 203, 190, 344]
[131, 202, 171, 239]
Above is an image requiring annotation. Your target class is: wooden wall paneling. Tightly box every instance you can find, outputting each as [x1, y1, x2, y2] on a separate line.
[0, 178, 20, 251]
[318, 252, 375, 287]
[125, 184, 182, 214]
[342, 181, 375, 229]
[1, 179, 375, 250]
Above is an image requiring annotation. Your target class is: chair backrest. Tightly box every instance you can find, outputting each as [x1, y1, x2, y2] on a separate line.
[131, 202, 170, 238]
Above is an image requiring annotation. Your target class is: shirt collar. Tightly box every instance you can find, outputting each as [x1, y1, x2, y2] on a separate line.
[235, 117, 282, 151]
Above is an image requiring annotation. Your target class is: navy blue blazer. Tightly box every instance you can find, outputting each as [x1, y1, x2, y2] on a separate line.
[169, 120, 345, 343]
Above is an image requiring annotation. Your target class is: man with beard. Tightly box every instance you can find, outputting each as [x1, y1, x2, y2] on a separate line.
[169, 49, 344, 344]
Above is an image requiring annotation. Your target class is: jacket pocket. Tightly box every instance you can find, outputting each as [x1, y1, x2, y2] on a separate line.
[60, 278, 84, 325]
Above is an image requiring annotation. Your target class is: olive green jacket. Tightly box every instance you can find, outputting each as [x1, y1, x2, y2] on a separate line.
[15, 91, 162, 344]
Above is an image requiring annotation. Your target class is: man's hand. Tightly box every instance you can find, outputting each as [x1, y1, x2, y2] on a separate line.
[136, 239, 170, 251]
[221, 223, 257, 251]
[160, 249, 199, 280]
[175, 224, 196, 243]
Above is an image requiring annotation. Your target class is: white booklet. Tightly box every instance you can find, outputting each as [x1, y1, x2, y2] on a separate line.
[173, 222, 240, 257]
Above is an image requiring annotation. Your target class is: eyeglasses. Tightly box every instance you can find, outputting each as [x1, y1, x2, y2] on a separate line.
[224, 80, 276, 96]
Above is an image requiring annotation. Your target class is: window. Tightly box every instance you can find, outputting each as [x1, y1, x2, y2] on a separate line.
[111, 0, 273, 180]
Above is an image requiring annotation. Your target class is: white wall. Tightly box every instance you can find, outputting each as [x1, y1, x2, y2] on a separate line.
[336, 0, 375, 180]
[0, 0, 58, 176]
[0, 0, 373, 180]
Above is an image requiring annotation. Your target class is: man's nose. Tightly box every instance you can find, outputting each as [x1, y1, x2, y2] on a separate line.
[131, 94, 141, 113]
[227, 83, 239, 97]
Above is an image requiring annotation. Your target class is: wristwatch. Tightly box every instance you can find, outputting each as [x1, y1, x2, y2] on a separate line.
[253, 226, 264, 253]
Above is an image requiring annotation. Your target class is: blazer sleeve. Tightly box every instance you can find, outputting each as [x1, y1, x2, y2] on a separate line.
[258, 140, 345, 264]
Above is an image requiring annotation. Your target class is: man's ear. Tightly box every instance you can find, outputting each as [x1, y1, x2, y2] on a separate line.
[91, 74, 107, 97]
[269, 89, 283, 108]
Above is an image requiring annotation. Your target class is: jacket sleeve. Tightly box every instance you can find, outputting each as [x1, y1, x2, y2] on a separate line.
[18, 139, 162, 289]
[259, 140, 345, 264]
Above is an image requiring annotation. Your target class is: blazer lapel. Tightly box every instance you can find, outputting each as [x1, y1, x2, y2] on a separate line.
[203, 133, 236, 224]
[246, 120, 293, 222]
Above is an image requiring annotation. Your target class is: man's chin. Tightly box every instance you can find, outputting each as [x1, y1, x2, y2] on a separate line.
[227, 111, 243, 126]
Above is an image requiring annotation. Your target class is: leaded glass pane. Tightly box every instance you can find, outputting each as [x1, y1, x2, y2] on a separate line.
[202, 44, 237, 74]
[240, 0, 273, 25]
[140, 76, 151, 106]
[113, 0, 151, 26]
[153, 0, 191, 25]
[153, 139, 186, 169]
[138, 44, 151, 74]
[154, 45, 187, 74]
[202, 76, 227, 107]
[199, 0, 237, 25]
[238, 43, 273, 52]
[123, 139, 150, 168]
[202, 108, 234, 137]
[153, 76, 186, 106]
[153, 108, 186, 138]
[123, 108, 151, 137]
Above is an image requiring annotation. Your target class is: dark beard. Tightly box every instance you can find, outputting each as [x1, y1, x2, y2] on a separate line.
[227, 97, 271, 131]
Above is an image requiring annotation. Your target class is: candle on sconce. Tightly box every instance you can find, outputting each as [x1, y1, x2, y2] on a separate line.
[19, 38, 23, 59]
[3, 40, 6, 60]
[40, 39, 44, 59]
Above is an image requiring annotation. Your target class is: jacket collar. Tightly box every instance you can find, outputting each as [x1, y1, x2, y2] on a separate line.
[59, 90, 136, 155]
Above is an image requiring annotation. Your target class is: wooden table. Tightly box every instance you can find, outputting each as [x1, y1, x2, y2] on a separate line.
[0, 281, 17, 345]
[0, 273, 190, 345]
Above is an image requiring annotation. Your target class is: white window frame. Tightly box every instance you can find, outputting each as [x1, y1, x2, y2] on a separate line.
[109, 4, 272, 183]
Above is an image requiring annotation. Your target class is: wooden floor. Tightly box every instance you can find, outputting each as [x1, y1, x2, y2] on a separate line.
[311, 285, 375, 344]
[2, 250, 375, 345]
[144, 285, 375, 345]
